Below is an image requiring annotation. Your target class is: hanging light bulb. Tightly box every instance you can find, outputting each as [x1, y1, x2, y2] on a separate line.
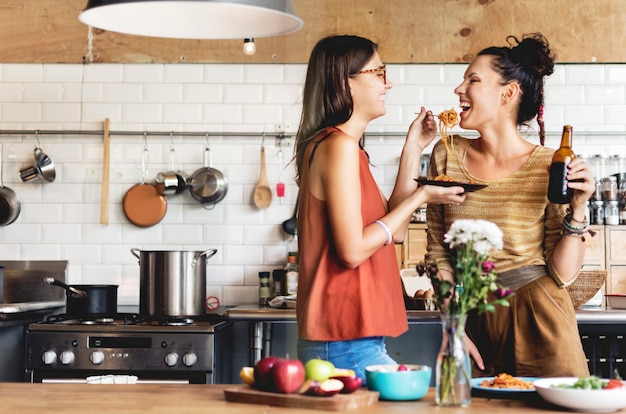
[79, 0, 304, 40]
[243, 38, 256, 55]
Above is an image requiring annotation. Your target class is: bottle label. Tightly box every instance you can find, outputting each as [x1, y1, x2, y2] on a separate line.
[561, 157, 571, 196]
[286, 270, 298, 295]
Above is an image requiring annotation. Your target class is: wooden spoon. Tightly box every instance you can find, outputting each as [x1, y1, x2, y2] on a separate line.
[99, 118, 110, 226]
[253, 145, 272, 209]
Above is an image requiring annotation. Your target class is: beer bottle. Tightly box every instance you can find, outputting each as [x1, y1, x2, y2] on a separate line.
[548, 125, 577, 204]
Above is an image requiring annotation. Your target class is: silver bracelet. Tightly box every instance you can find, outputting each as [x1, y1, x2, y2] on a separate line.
[375, 220, 393, 246]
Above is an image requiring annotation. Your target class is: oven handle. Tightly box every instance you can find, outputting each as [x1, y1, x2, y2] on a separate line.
[41, 378, 190, 384]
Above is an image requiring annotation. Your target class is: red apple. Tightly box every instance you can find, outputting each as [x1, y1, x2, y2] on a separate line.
[331, 374, 363, 394]
[304, 358, 336, 382]
[397, 364, 408, 371]
[254, 356, 281, 391]
[271, 358, 305, 394]
[308, 378, 344, 397]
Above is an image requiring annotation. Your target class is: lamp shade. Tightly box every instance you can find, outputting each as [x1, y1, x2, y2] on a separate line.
[79, 0, 304, 39]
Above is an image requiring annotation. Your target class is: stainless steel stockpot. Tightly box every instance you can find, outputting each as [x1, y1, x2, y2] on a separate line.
[131, 248, 217, 317]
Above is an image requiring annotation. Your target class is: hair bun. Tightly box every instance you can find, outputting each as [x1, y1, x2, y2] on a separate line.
[507, 33, 555, 77]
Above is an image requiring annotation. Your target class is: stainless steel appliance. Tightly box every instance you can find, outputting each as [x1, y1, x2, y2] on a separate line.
[24, 313, 233, 384]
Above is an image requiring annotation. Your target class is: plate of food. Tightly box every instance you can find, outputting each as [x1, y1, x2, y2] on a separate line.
[533, 376, 626, 412]
[471, 374, 538, 399]
[415, 177, 487, 193]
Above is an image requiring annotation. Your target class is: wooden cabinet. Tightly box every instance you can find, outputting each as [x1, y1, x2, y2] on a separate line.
[398, 223, 428, 270]
[606, 226, 626, 294]
[582, 225, 605, 270]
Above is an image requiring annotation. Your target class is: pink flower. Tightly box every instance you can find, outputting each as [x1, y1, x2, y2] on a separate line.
[496, 287, 513, 299]
[482, 261, 496, 273]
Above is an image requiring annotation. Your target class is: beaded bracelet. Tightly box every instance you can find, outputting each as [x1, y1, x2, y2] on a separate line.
[375, 220, 393, 246]
[562, 213, 596, 242]
[563, 213, 588, 231]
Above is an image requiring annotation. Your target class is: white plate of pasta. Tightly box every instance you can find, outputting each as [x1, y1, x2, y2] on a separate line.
[471, 375, 538, 399]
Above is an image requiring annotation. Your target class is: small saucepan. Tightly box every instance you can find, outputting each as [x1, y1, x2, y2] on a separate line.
[19, 146, 56, 183]
[0, 144, 21, 226]
[45, 277, 118, 316]
[155, 146, 188, 196]
[189, 145, 228, 210]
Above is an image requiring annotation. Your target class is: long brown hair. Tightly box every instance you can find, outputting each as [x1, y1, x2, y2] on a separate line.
[294, 35, 378, 185]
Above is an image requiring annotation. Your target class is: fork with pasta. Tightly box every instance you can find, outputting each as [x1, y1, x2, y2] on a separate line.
[436, 108, 459, 159]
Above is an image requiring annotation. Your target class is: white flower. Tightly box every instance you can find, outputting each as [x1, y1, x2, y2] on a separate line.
[444, 219, 503, 255]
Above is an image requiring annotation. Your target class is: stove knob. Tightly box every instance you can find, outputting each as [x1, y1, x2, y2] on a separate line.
[90, 351, 105, 365]
[182, 352, 197, 367]
[42, 351, 57, 365]
[164, 352, 179, 367]
[60, 351, 75, 365]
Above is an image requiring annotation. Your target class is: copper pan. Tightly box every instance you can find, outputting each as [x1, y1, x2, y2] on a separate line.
[123, 147, 167, 227]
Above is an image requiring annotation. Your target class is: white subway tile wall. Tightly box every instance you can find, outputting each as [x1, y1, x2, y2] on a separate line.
[0, 63, 625, 305]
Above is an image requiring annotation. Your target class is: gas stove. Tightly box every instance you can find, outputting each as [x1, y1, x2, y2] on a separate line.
[35, 312, 226, 330]
[25, 312, 232, 384]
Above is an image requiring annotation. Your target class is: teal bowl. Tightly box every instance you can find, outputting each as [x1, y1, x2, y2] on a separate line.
[365, 364, 432, 401]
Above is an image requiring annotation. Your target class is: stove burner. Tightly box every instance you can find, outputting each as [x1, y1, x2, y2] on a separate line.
[158, 317, 194, 326]
[80, 317, 115, 325]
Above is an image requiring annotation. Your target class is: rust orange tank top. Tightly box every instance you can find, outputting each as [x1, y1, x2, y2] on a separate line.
[296, 127, 408, 341]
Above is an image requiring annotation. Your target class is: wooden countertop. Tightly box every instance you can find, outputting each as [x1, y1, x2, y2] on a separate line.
[0, 383, 575, 413]
[227, 305, 626, 324]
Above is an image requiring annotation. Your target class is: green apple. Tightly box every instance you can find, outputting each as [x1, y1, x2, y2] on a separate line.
[304, 358, 336, 382]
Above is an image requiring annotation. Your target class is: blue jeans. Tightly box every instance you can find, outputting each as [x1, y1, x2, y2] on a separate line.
[297, 336, 397, 383]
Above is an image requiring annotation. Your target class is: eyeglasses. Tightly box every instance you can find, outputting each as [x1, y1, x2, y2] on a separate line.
[357, 64, 386, 84]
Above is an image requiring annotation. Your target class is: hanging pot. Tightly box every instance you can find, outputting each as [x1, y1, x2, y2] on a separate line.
[45, 278, 118, 316]
[131, 248, 217, 317]
[155, 145, 188, 196]
[189, 145, 228, 210]
[0, 144, 21, 226]
[123, 146, 167, 227]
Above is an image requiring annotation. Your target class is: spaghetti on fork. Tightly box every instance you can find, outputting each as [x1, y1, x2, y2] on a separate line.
[437, 108, 459, 159]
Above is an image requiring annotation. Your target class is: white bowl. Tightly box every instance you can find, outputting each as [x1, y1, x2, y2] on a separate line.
[533, 377, 626, 412]
[605, 294, 626, 310]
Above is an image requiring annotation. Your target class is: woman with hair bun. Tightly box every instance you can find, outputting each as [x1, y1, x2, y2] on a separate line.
[426, 33, 594, 377]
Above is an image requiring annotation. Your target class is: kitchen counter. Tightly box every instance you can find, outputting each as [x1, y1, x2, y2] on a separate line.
[227, 305, 626, 324]
[226, 305, 626, 377]
[0, 383, 586, 413]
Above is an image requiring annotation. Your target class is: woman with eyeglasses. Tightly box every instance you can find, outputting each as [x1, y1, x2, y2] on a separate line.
[293, 34, 466, 381]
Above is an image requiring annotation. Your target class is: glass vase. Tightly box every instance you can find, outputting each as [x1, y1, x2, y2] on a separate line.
[435, 313, 472, 407]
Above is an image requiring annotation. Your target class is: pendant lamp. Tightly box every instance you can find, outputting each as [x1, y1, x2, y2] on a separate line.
[78, 0, 304, 39]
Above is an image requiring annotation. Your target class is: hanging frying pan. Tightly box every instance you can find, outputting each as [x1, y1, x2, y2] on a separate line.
[0, 144, 21, 226]
[122, 146, 167, 227]
[189, 143, 228, 210]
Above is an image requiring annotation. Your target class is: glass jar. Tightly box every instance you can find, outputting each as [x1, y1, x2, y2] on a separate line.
[620, 202, 626, 225]
[603, 176, 618, 201]
[620, 179, 626, 203]
[605, 201, 620, 225]
[590, 154, 607, 180]
[591, 178, 603, 202]
[590, 201, 605, 225]
[607, 154, 622, 177]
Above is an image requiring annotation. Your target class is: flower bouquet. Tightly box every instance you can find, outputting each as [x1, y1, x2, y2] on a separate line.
[416, 219, 513, 406]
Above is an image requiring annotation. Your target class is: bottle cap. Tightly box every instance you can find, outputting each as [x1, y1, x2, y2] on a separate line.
[259, 271, 270, 279]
